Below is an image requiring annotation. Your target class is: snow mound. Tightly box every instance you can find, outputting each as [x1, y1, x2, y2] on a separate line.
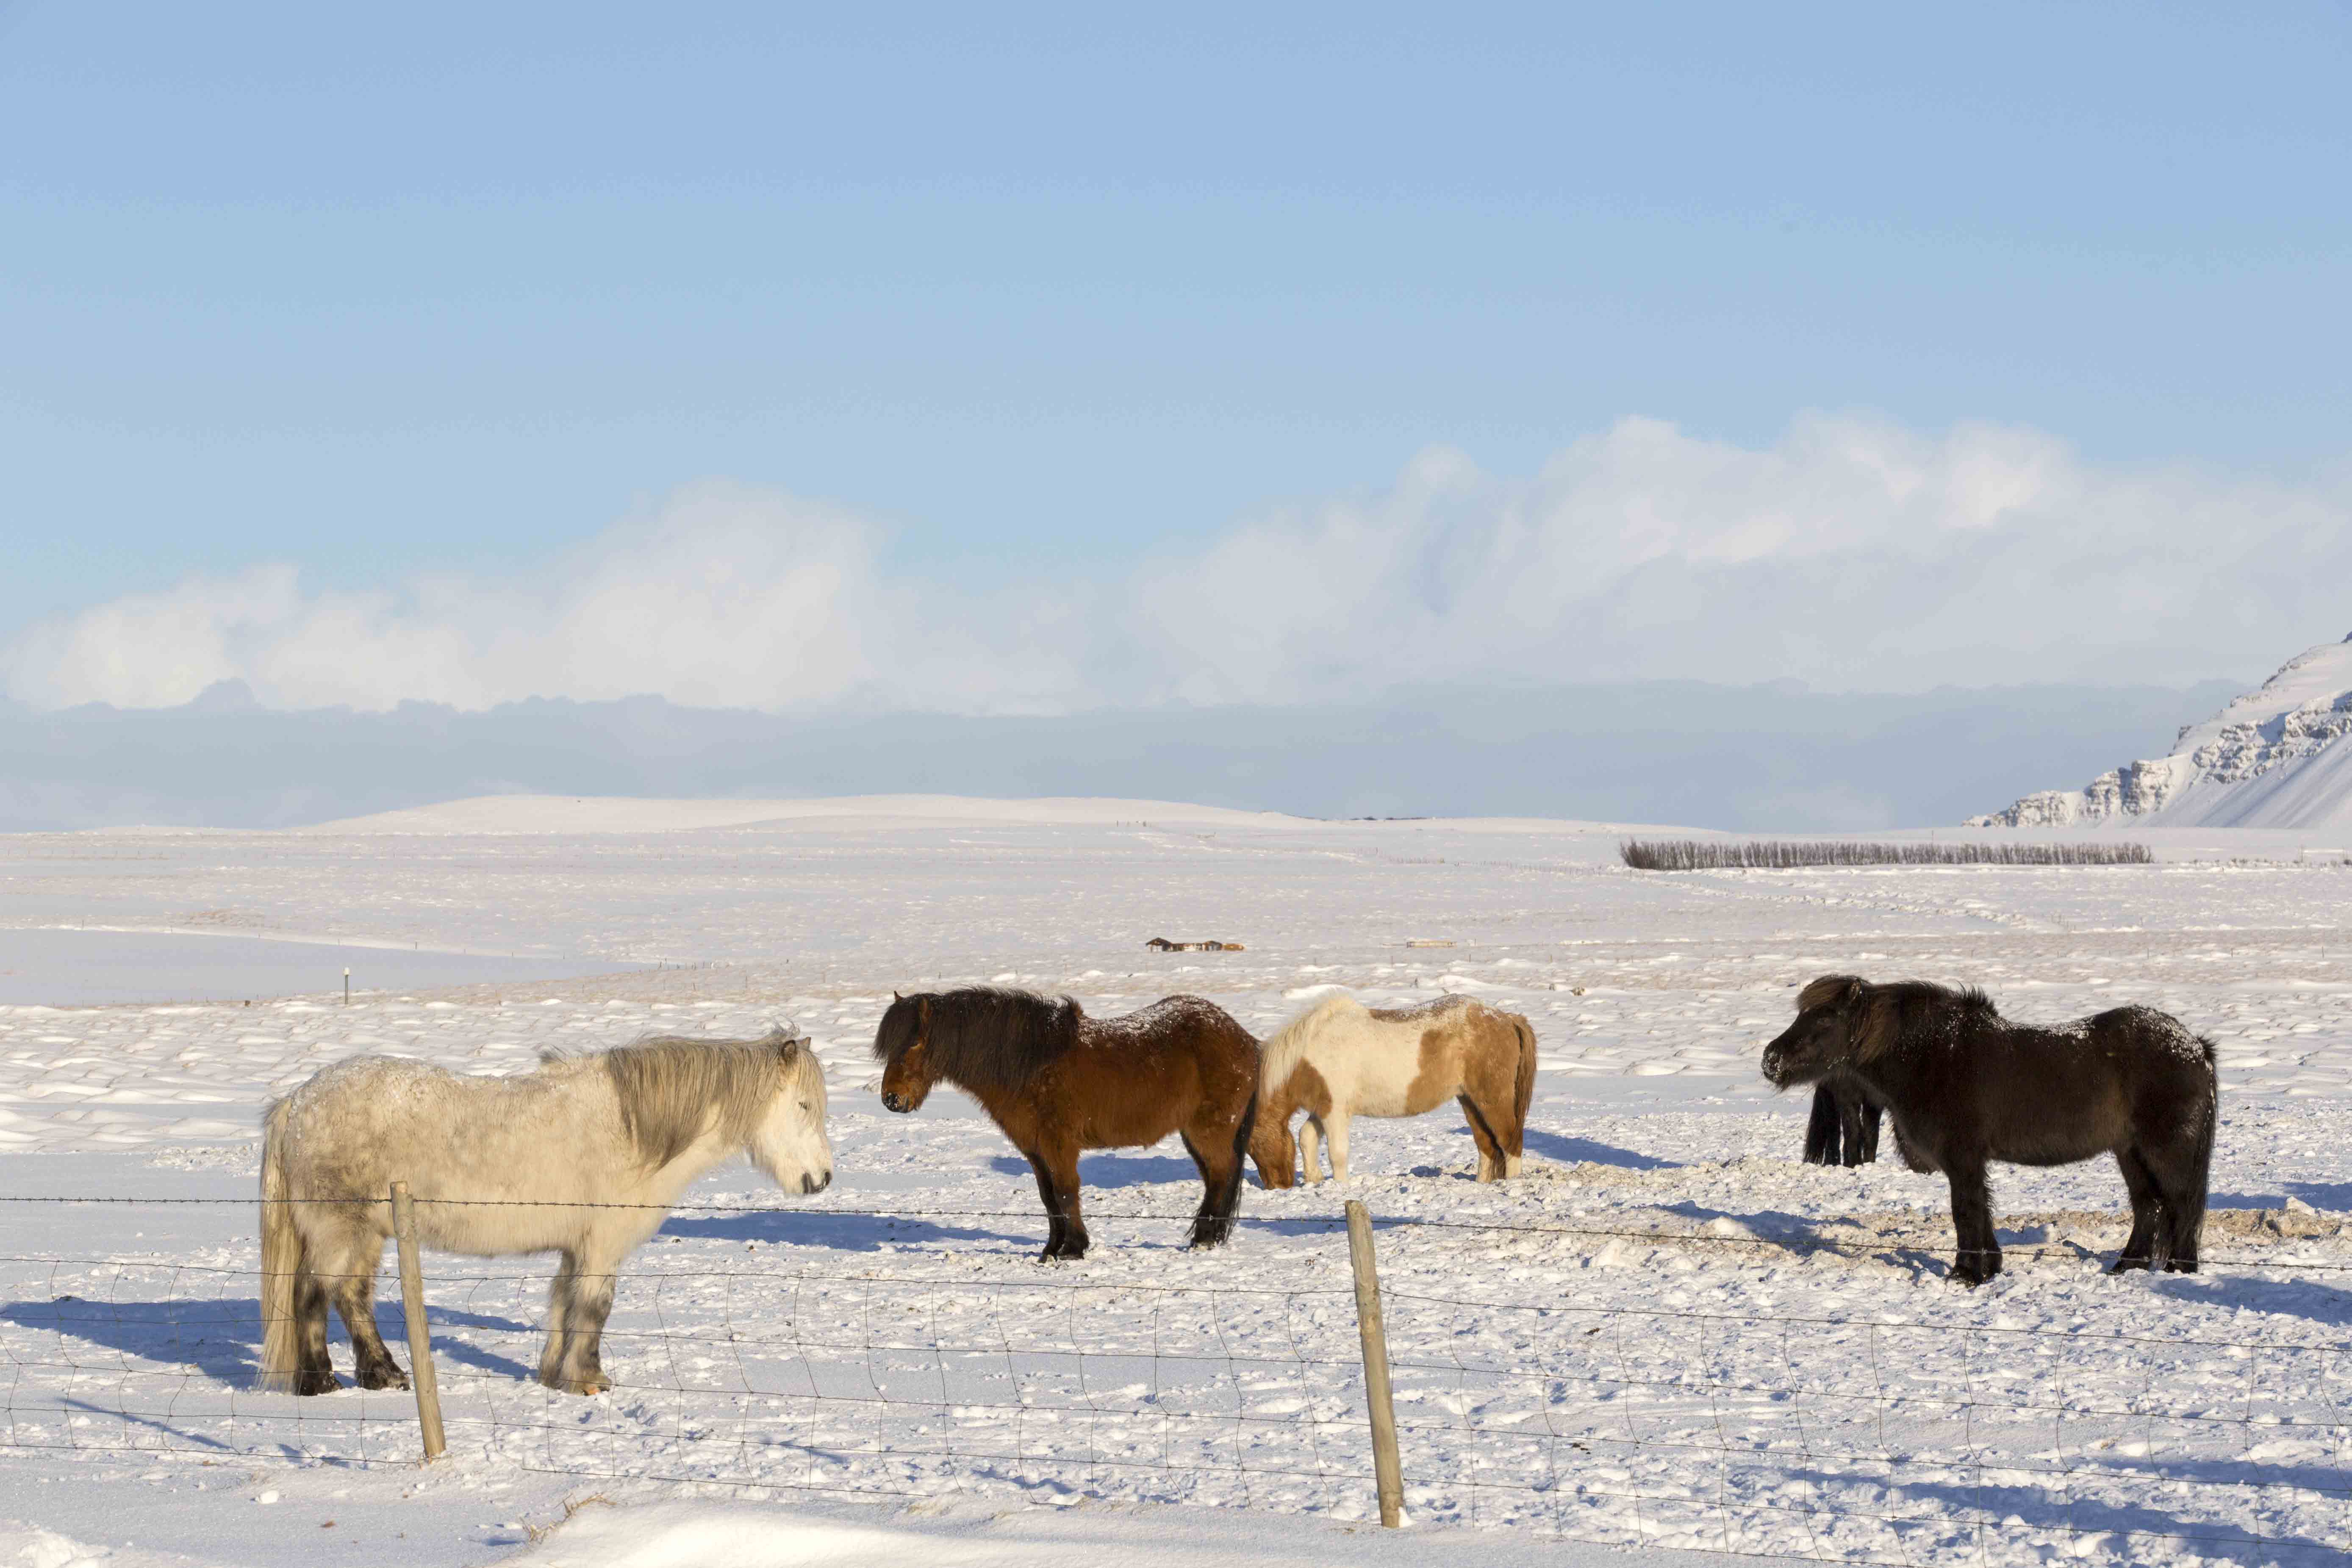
[0, 1521, 211, 1566]
[294, 794, 1306, 836]
[513, 1502, 1455, 1568]
[1971, 634, 2352, 830]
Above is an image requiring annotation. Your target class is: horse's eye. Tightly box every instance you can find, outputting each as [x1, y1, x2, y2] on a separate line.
[799, 1101, 813, 1111]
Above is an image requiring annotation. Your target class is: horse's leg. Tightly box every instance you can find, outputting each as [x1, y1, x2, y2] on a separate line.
[1838, 1096, 1878, 1168]
[1456, 1092, 1503, 1182]
[1297, 1116, 1326, 1185]
[291, 1269, 340, 1396]
[1857, 1102, 1883, 1164]
[2153, 1132, 2209, 1275]
[1022, 1152, 1069, 1259]
[1042, 1142, 1087, 1260]
[2110, 1147, 2161, 1274]
[1179, 1131, 1224, 1248]
[555, 1242, 621, 1395]
[1323, 1113, 1352, 1182]
[539, 1251, 580, 1389]
[325, 1240, 409, 1392]
[1179, 1120, 1245, 1250]
[1803, 1087, 1841, 1165]
[1944, 1156, 2002, 1286]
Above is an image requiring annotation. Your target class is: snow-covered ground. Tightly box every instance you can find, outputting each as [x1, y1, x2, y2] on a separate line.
[3, 800, 2349, 1566]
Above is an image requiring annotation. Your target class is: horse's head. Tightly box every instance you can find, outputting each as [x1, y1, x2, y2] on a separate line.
[749, 1034, 833, 1194]
[1248, 1115, 1297, 1189]
[874, 992, 939, 1114]
[1761, 974, 1871, 1089]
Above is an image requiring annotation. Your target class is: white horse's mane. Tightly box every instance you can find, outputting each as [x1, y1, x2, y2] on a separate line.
[541, 1025, 811, 1168]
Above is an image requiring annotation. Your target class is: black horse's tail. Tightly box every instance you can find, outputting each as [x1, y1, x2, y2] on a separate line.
[2177, 1034, 2220, 1252]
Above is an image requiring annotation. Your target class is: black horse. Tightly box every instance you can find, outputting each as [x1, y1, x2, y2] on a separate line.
[1763, 974, 2217, 1285]
[1803, 1083, 1881, 1166]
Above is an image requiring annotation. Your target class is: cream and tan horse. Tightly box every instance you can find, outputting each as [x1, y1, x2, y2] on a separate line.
[1249, 993, 1536, 1186]
[258, 1027, 830, 1396]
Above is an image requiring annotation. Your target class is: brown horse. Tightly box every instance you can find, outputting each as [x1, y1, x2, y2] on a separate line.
[873, 988, 1260, 1260]
[1763, 974, 2218, 1285]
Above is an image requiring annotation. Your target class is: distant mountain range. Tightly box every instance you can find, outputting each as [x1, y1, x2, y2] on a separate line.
[1971, 636, 2352, 830]
[0, 677, 2249, 834]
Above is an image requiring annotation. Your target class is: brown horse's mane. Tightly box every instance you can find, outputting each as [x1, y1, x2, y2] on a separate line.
[873, 987, 1082, 1096]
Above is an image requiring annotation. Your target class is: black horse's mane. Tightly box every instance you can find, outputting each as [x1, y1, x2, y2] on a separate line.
[873, 987, 1083, 1095]
[1873, 978, 1998, 1018]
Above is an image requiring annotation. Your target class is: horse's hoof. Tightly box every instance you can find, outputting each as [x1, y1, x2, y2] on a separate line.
[358, 1366, 410, 1392]
[1948, 1266, 1994, 1288]
[2163, 1258, 2199, 1274]
[292, 1371, 344, 1397]
[549, 1373, 612, 1395]
[2108, 1257, 2152, 1274]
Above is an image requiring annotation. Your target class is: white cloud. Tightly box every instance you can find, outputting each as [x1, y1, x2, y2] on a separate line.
[8, 416, 2347, 713]
[1128, 414, 2350, 702]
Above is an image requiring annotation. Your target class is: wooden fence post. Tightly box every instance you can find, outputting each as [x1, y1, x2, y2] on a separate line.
[388, 1181, 447, 1462]
[1345, 1199, 1405, 1527]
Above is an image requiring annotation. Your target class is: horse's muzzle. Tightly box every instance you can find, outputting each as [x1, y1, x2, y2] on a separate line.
[881, 1092, 910, 1113]
[802, 1170, 832, 1194]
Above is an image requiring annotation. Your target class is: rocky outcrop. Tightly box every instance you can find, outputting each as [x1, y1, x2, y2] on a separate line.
[1971, 635, 2352, 831]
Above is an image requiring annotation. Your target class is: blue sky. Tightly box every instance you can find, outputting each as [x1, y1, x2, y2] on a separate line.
[4, 3, 2349, 711]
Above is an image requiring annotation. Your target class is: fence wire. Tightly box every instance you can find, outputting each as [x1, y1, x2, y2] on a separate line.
[1, 1198, 2348, 1566]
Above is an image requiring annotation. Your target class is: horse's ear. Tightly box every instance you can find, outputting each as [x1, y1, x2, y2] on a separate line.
[893, 991, 902, 1003]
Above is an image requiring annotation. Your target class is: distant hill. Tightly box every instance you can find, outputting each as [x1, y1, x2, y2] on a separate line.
[1971, 636, 2352, 830]
[0, 677, 2249, 834]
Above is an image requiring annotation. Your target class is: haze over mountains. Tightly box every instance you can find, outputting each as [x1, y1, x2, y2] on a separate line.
[1973, 636, 2352, 832]
[1, 677, 2243, 835]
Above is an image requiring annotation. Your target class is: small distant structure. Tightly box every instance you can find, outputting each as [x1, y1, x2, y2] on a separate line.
[1404, 939, 1455, 949]
[1145, 937, 1247, 952]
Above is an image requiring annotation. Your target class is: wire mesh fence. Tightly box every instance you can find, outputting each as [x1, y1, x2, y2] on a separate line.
[3, 1197, 2349, 1565]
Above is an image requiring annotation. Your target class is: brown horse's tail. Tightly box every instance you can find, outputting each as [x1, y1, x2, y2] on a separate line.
[1224, 1088, 1259, 1214]
[256, 1097, 304, 1391]
[1508, 1015, 1538, 1169]
[1192, 1088, 1259, 1248]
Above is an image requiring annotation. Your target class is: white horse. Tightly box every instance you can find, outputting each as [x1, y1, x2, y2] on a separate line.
[1249, 994, 1536, 1186]
[258, 1027, 830, 1396]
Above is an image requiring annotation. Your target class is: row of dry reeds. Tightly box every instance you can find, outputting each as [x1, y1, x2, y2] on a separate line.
[1620, 838, 2153, 871]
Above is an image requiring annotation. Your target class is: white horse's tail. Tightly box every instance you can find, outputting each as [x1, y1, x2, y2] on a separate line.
[255, 1097, 304, 1391]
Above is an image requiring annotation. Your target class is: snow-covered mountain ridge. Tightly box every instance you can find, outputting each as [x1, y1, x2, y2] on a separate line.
[1971, 634, 2352, 830]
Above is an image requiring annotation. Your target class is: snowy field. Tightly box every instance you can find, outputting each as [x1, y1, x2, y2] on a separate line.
[2, 799, 2350, 1567]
